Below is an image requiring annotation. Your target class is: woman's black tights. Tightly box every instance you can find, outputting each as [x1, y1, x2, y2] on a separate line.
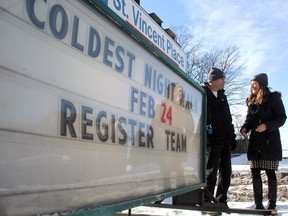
[251, 168, 277, 180]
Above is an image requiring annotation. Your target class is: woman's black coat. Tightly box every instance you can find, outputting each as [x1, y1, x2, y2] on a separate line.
[241, 91, 286, 161]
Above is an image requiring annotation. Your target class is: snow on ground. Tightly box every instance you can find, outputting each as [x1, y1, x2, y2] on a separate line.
[121, 152, 288, 216]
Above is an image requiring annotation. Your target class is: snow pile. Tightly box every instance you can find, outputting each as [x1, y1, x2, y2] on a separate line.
[122, 153, 288, 215]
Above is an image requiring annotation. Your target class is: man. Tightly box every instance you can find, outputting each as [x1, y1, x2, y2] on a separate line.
[202, 67, 237, 207]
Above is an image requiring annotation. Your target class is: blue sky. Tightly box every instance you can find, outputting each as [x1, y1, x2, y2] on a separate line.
[140, 0, 288, 148]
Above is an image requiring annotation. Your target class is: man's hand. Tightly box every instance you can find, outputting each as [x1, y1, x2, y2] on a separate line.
[241, 128, 247, 137]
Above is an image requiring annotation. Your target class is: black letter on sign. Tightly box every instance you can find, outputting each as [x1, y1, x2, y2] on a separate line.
[118, 117, 127, 145]
[88, 27, 101, 58]
[96, 111, 108, 142]
[147, 125, 154, 148]
[49, 4, 68, 39]
[26, 0, 46, 29]
[82, 105, 93, 140]
[61, 99, 77, 138]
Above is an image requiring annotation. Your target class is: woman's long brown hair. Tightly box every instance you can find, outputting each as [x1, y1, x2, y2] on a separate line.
[247, 83, 269, 106]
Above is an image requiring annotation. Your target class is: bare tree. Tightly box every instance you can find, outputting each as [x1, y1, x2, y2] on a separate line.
[172, 26, 249, 135]
[172, 26, 202, 78]
[172, 26, 248, 107]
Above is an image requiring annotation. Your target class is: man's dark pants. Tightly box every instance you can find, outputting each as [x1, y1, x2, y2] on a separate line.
[205, 144, 232, 204]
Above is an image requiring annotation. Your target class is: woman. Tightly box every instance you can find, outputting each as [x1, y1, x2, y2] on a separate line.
[240, 73, 286, 209]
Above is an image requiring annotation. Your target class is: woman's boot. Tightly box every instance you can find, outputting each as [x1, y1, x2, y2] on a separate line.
[267, 180, 277, 209]
[252, 178, 264, 209]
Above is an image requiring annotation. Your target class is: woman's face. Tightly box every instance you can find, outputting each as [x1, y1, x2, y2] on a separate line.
[250, 80, 260, 95]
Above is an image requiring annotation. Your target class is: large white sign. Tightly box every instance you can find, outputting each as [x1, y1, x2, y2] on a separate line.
[100, 0, 187, 72]
[0, 0, 204, 215]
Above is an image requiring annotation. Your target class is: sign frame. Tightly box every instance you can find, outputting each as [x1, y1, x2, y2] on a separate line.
[0, 0, 207, 215]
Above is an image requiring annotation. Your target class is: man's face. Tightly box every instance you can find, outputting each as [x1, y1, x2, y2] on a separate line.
[211, 77, 225, 91]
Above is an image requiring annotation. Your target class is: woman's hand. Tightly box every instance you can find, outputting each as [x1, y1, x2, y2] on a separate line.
[255, 123, 267, 133]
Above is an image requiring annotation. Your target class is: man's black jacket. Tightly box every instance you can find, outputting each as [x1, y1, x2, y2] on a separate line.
[202, 82, 236, 148]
